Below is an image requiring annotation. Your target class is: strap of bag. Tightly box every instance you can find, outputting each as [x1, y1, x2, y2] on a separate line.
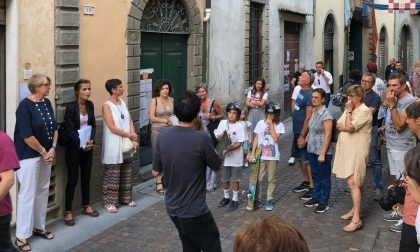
[209, 99, 216, 113]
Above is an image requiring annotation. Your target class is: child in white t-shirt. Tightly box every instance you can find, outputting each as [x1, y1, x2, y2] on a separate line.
[248, 102, 285, 211]
[239, 108, 252, 167]
[214, 102, 245, 211]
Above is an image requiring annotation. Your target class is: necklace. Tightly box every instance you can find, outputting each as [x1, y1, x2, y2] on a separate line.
[34, 99, 54, 140]
[111, 99, 124, 119]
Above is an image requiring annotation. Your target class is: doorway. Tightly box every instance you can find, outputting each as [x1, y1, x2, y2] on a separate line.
[139, 32, 188, 166]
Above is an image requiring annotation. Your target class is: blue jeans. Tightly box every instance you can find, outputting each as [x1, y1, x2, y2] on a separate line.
[309, 153, 332, 205]
[367, 125, 383, 190]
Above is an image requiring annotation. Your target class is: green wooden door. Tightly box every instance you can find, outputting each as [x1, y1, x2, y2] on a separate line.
[139, 32, 187, 166]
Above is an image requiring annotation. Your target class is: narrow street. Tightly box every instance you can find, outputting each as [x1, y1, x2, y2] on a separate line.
[27, 122, 401, 252]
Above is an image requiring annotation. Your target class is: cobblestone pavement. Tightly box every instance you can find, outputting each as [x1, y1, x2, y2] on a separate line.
[69, 133, 401, 252]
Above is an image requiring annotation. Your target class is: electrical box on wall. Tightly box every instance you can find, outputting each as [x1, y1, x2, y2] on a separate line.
[83, 5, 95, 15]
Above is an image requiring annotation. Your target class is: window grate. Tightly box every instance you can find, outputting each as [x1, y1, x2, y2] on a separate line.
[249, 3, 264, 86]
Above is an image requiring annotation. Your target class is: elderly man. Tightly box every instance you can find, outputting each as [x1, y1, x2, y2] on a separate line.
[361, 73, 383, 200]
[291, 72, 314, 201]
[312, 61, 333, 107]
[382, 73, 417, 232]
[385, 58, 396, 82]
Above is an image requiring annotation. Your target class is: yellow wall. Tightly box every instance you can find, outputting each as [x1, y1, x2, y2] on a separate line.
[80, 0, 129, 116]
[312, 0, 345, 89]
[18, 0, 55, 105]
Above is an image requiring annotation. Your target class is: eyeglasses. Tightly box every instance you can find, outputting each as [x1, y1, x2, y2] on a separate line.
[41, 83, 51, 87]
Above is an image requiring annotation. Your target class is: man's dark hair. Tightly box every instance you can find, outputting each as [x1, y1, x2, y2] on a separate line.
[105, 79, 122, 95]
[174, 90, 200, 123]
[388, 73, 406, 85]
[349, 69, 362, 84]
[316, 61, 324, 66]
[407, 102, 420, 119]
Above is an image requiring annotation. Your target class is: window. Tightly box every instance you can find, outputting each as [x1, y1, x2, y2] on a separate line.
[249, 3, 264, 86]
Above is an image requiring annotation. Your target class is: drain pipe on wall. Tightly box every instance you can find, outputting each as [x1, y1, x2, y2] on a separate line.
[203, 0, 211, 83]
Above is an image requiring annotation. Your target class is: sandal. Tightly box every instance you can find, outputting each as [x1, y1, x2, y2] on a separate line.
[64, 211, 75, 226]
[340, 211, 353, 221]
[104, 204, 118, 213]
[33, 229, 54, 240]
[156, 182, 165, 194]
[15, 238, 31, 252]
[128, 201, 137, 207]
[81, 205, 99, 217]
[343, 220, 363, 232]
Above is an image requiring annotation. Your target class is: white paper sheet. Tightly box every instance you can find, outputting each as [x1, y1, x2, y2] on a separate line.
[78, 125, 92, 148]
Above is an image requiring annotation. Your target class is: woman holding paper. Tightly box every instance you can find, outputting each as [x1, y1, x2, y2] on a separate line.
[149, 79, 174, 194]
[62, 79, 98, 226]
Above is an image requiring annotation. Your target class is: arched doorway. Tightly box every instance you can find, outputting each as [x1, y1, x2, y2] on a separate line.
[134, 0, 193, 166]
[399, 25, 413, 72]
[323, 15, 334, 78]
[378, 27, 387, 80]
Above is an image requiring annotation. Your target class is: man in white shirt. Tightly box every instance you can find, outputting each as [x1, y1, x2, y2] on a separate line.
[312, 61, 333, 107]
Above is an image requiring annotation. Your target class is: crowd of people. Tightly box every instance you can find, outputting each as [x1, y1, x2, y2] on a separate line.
[0, 56, 420, 252]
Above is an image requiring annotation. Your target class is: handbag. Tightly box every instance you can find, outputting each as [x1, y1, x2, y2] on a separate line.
[122, 137, 134, 154]
[206, 100, 221, 147]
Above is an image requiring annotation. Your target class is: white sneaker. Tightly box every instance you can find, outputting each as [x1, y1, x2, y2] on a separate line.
[288, 157, 295, 165]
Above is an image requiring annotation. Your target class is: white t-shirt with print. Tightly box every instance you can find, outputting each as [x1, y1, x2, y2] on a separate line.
[253, 120, 285, 161]
[239, 120, 252, 141]
[214, 120, 245, 167]
[291, 85, 302, 100]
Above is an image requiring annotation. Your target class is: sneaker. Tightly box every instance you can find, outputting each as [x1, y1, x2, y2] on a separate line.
[292, 181, 309, 193]
[288, 157, 296, 166]
[382, 211, 402, 222]
[373, 188, 383, 201]
[315, 204, 330, 213]
[228, 200, 239, 211]
[389, 219, 403, 233]
[303, 198, 318, 208]
[218, 198, 230, 207]
[265, 200, 274, 211]
[299, 188, 313, 201]
[254, 200, 263, 209]
[244, 161, 248, 167]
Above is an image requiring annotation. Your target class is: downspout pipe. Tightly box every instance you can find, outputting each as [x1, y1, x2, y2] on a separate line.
[203, 0, 211, 83]
[204, 0, 211, 22]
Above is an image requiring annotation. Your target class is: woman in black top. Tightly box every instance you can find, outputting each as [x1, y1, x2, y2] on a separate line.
[61, 79, 98, 226]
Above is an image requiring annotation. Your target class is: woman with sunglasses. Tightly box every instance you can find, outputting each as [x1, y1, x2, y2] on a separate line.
[332, 85, 372, 232]
[61, 79, 98, 226]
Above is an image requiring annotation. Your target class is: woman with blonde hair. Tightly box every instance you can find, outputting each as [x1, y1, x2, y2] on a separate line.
[409, 60, 420, 98]
[333, 85, 372, 232]
[14, 73, 57, 251]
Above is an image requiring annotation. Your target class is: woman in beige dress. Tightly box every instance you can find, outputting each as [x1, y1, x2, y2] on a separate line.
[149, 80, 174, 194]
[332, 85, 372, 232]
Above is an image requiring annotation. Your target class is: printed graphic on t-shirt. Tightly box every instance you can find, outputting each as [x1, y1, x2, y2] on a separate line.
[260, 126, 276, 158]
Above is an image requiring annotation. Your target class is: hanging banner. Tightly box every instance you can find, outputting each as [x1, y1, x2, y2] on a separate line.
[139, 68, 153, 127]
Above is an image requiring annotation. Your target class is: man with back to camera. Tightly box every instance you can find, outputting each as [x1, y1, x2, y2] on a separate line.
[152, 90, 222, 252]
[312, 61, 333, 107]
